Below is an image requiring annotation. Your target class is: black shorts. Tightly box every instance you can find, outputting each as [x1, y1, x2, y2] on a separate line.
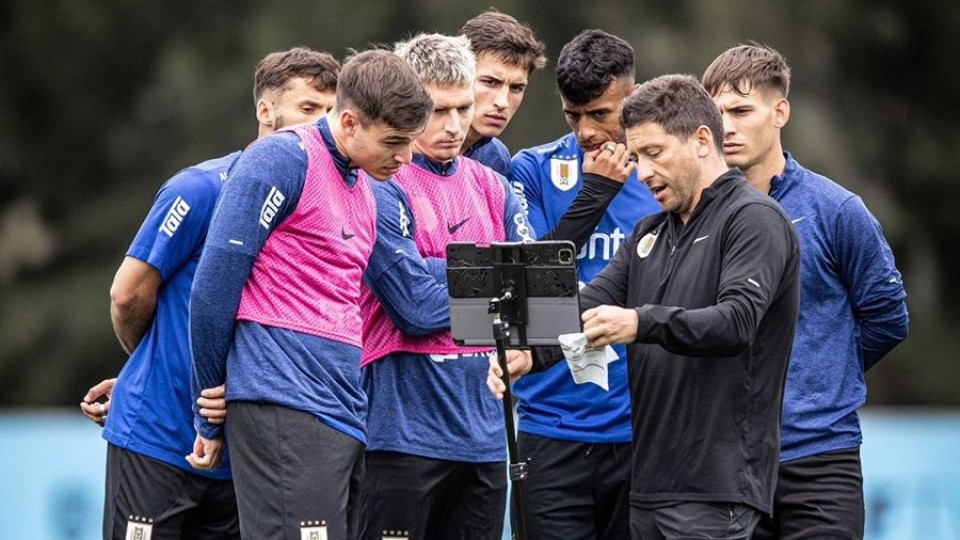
[227, 402, 365, 540]
[103, 444, 239, 540]
[517, 433, 631, 540]
[752, 446, 864, 540]
[630, 501, 761, 540]
[358, 451, 507, 540]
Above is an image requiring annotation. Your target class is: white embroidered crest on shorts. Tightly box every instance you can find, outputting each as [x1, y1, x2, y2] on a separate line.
[124, 515, 153, 540]
[300, 520, 328, 540]
[382, 530, 410, 540]
[637, 231, 659, 258]
[550, 158, 579, 192]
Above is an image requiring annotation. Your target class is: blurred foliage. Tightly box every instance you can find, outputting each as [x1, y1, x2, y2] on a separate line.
[1, 0, 956, 407]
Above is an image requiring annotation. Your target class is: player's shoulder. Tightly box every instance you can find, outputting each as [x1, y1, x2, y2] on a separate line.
[193, 150, 242, 174]
[369, 176, 408, 204]
[162, 151, 241, 198]
[482, 136, 510, 155]
[512, 132, 578, 163]
[781, 155, 858, 210]
[243, 131, 305, 163]
[463, 137, 511, 177]
[511, 134, 580, 188]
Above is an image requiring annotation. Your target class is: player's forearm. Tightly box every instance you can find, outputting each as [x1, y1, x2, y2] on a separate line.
[860, 305, 909, 370]
[189, 294, 235, 441]
[372, 258, 451, 336]
[190, 241, 254, 441]
[190, 246, 251, 396]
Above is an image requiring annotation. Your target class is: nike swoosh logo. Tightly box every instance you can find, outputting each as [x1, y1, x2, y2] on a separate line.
[447, 217, 471, 235]
[341, 228, 355, 240]
[791, 216, 806, 224]
[693, 235, 710, 244]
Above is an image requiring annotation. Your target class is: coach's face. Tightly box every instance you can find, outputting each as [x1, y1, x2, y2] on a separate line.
[627, 121, 705, 223]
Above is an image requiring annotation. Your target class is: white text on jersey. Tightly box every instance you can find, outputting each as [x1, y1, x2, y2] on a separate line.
[260, 187, 285, 229]
[398, 201, 411, 238]
[579, 227, 627, 261]
[159, 196, 191, 238]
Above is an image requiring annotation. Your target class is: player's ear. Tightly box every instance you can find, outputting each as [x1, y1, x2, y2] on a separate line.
[774, 98, 790, 129]
[340, 108, 359, 135]
[256, 98, 274, 130]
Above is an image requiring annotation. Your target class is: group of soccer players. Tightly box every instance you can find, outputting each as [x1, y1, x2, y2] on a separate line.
[82, 8, 908, 540]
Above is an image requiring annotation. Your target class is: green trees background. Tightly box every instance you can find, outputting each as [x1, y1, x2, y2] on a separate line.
[1, 0, 956, 407]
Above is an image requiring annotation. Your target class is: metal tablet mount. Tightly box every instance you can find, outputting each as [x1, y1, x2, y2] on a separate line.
[447, 241, 579, 540]
[487, 246, 530, 540]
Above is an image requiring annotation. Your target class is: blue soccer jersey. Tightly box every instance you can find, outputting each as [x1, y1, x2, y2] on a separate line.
[103, 151, 240, 480]
[510, 132, 660, 443]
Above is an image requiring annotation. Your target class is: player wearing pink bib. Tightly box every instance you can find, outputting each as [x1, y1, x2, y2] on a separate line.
[357, 34, 533, 540]
[189, 50, 432, 540]
[235, 122, 377, 348]
[360, 155, 509, 365]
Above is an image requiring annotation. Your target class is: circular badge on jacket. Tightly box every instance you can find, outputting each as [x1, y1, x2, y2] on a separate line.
[637, 232, 658, 258]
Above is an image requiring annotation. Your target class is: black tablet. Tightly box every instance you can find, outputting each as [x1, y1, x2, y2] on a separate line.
[446, 241, 581, 347]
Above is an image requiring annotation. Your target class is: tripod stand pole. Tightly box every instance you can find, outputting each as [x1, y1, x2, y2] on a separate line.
[490, 294, 528, 540]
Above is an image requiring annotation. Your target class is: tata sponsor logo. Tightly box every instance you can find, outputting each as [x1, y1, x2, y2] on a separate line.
[511, 180, 528, 212]
[259, 186, 285, 229]
[514, 212, 534, 243]
[159, 196, 190, 238]
[398, 201, 411, 238]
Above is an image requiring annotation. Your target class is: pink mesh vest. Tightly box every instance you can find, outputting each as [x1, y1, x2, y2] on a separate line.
[361, 157, 507, 365]
[236, 124, 377, 348]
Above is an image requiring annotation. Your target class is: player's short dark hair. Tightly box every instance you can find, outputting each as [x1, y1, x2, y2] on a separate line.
[556, 30, 634, 105]
[701, 43, 791, 99]
[336, 49, 432, 132]
[621, 74, 724, 150]
[253, 47, 340, 103]
[460, 10, 547, 74]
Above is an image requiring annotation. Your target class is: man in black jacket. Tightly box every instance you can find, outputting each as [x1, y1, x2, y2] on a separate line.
[490, 74, 800, 540]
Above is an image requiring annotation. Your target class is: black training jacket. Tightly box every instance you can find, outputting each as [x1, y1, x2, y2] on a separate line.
[578, 168, 800, 515]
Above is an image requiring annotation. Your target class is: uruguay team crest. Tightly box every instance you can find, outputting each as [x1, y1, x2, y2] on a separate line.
[550, 158, 579, 192]
[637, 231, 659, 259]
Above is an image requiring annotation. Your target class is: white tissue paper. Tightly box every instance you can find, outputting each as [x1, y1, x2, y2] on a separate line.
[558, 333, 620, 391]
